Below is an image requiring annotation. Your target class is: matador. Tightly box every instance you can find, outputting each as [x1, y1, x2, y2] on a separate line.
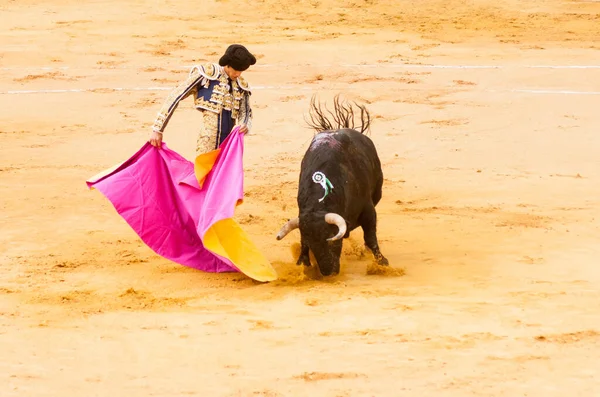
[149, 44, 256, 156]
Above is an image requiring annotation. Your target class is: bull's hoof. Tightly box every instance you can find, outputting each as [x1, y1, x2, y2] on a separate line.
[319, 268, 339, 277]
[376, 256, 389, 266]
[296, 255, 311, 267]
[303, 265, 323, 280]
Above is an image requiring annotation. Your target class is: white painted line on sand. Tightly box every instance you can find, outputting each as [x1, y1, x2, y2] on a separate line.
[341, 64, 600, 70]
[527, 65, 600, 69]
[0, 86, 313, 94]
[513, 89, 600, 95]
[2, 63, 600, 71]
[3, 87, 172, 94]
[2, 86, 600, 95]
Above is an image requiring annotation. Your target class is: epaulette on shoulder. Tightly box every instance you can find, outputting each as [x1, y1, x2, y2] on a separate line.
[237, 76, 251, 92]
[189, 62, 221, 80]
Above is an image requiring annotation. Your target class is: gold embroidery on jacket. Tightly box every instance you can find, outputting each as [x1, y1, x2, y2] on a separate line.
[196, 111, 219, 156]
[151, 62, 253, 135]
[193, 97, 220, 113]
[151, 63, 218, 133]
[193, 70, 251, 121]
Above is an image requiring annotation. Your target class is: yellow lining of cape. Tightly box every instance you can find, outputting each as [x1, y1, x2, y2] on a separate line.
[194, 148, 221, 189]
[194, 150, 277, 282]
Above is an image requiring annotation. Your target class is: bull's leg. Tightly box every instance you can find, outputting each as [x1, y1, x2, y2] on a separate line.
[359, 205, 389, 266]
[297, 238, 311, 266]
[372, 174, 383, 207]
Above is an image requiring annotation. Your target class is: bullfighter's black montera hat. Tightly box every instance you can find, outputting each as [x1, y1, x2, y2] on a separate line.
[219, 44, 257, 71]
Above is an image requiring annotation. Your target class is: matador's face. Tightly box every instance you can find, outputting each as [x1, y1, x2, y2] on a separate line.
[224, 65, 242, 80]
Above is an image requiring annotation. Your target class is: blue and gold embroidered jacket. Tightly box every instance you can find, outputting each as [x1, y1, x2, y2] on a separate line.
[151, 62, 252, 133]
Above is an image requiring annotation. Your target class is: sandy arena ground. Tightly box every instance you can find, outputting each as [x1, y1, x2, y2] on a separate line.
[1, 0, 600, 395]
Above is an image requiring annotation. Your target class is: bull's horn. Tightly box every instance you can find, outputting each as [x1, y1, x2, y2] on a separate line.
[325, 213, 347, 241]
[276, 217, 299, 240]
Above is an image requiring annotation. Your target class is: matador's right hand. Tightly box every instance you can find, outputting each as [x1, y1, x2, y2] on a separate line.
[149, 130, 163, 148]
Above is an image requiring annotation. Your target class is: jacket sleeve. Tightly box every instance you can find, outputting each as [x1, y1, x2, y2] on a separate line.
[151, 67, 207, 133]
[236, 90, 253, 134]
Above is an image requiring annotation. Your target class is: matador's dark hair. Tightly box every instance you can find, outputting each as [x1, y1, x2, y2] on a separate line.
[219, 44, 257, 71]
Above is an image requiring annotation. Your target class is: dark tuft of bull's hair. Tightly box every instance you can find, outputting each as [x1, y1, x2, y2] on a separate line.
[305, 94, 371, 135]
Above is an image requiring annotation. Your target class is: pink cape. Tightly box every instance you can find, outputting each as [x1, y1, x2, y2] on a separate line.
[86, 128, 277, 282]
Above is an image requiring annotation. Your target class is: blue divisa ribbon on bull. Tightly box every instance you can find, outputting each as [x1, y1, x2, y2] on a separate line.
[312, 171, 334, 202]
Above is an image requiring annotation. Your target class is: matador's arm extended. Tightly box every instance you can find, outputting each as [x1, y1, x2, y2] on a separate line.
[151, 67, 209, 134]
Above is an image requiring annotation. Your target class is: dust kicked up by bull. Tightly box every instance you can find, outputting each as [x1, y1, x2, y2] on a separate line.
[276, 94, 389, 277]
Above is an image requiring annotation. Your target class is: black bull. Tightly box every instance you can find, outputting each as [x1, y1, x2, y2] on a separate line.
[276, 95, 389, 276]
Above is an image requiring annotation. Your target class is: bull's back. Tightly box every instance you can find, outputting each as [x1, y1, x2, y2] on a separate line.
[341, 129, 382, 179]
[306, 129, 381, 191]
[342, 130, 384, 207]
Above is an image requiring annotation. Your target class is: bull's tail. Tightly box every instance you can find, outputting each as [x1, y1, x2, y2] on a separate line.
[305, 94, 371, 135]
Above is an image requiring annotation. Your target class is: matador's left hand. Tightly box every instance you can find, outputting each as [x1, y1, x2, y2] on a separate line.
[238, 124, 249, 134]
